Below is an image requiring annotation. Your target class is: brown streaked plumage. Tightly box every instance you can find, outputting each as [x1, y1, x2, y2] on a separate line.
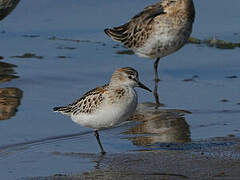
[54, 85, 107, 115]
[53, 67, 151, 154]
[0, 0, 20, 21]
[105, 2, 163, 49]
[105, 0, 195, 83]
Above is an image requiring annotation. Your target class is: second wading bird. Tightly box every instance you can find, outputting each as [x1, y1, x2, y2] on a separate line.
[53, 67, 151, 154]
[105, 0, 195, 105]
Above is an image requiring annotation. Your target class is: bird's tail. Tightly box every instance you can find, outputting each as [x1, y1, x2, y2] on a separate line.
[104, 22, 129, 42]
[53, 106, 71, 116]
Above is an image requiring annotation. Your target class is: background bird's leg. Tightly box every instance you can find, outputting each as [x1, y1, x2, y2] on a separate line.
[153, 59, 165, 108]
[94, 130, 106, 155]
[154, 80, 160, 107]
[153, 81, 165, 108]
[154, 58, 160, 82]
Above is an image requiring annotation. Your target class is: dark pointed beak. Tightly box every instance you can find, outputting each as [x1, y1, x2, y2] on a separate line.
[137, 81, 152, 92]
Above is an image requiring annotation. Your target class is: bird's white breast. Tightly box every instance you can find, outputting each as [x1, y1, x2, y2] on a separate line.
[71, 87, 137, 130]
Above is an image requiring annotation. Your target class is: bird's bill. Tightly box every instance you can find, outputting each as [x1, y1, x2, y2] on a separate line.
[137, 81, 152, 92]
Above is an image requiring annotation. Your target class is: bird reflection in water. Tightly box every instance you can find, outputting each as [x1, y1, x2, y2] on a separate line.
[0, 61, 19, 82]
[0, 87, 23, 120]
[0, 0, 20, 21]
[0, 61, 22, 120]
[125, 103, 191, 146]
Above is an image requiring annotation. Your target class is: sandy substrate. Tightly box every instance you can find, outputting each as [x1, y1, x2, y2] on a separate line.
[26, 137, 240, 180]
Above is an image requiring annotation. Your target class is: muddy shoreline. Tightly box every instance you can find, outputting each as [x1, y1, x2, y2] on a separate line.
[25, 136, 240, 180]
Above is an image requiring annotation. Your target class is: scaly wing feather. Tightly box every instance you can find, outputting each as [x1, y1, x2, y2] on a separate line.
[104, 2, 164, 48]
[53, 84, 108, 115]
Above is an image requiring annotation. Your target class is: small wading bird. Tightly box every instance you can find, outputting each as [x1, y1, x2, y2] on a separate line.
[53, 67, 151, 154]
[0, 0, 20, 21]
[105, 0, 195, 105]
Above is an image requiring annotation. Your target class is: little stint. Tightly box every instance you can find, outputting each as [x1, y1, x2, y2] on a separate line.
[53, 67, 151, 154]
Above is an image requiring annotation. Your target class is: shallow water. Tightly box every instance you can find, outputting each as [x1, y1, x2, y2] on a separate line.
[0, 0, 240, 179]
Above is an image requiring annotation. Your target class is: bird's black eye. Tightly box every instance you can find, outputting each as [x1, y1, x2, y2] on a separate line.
[128, 76, 132, 79]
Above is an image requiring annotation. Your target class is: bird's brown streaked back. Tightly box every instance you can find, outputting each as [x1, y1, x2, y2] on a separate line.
[104, 2, 164, 49]
[53, 85, 108, 115]
[104, 0, 195, 49]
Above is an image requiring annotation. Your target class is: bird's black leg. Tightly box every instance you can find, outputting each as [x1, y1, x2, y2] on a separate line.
[153, 77, 165, 108]
[154, 79, 160, 107]
[154, 58, 160, 82]
[94, 130, 106, 155]
[153, 58, 165, 107]
[154, 57, 161, 107]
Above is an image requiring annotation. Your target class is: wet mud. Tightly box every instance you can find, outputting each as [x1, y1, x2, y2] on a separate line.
[28, 137, 240, 180]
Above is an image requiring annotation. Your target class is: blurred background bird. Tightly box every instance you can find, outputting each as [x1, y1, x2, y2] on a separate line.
[105, 0, 195, 105]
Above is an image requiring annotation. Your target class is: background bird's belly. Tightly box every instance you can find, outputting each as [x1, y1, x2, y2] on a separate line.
[135, 25, 190, 59]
